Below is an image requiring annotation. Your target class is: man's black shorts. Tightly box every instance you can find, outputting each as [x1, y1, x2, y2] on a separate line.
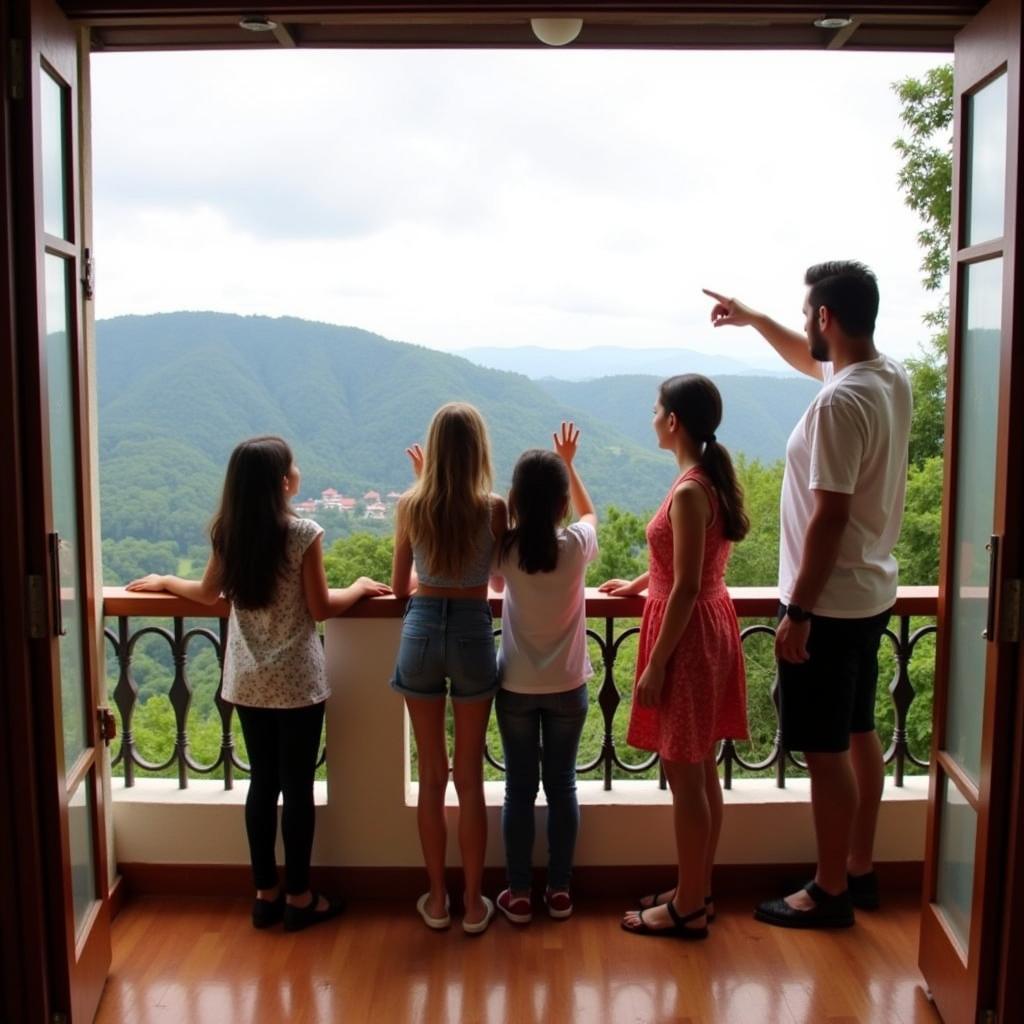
[777, 604, 893, 754]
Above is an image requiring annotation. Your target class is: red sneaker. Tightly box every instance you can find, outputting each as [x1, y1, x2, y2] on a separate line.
[545, 889, 573, 920]
[497, 888, 533, 924]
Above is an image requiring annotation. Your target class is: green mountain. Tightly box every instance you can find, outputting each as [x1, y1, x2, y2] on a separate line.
[97, 312, 818, 560]
[97, 312, 680, 551]
[535, 374, 818, 464]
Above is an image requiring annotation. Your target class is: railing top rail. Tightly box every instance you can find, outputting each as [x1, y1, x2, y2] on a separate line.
[102, 585, 939, 620]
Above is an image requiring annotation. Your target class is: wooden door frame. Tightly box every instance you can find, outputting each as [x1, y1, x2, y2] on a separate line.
[0, 2, 55, 1019]
[4, 0, 111, 1019]
[920, 1, 1022, 1022]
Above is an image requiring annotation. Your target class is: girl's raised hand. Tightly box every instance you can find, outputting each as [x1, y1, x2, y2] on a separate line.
[125, 574, 168, 593]
[553, 421, 580, 464]
[405, 444, 424, 479]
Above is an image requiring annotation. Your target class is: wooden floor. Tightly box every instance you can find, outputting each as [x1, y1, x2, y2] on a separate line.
[95, 894, 942, 1024]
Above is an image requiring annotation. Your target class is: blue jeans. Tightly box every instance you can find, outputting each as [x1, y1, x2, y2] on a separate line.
[495, 684, 589, 891]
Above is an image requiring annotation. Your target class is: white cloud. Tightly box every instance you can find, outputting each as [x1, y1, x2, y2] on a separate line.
[92, 47, 945, 363]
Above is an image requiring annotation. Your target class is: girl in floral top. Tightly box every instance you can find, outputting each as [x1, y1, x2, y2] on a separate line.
[128, 436, 390, 931]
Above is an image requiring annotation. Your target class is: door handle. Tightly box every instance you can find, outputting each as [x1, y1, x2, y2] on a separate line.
[47, 531, 66, 637]
[982, 534, 999, 642]
[98, 707, 117, 746]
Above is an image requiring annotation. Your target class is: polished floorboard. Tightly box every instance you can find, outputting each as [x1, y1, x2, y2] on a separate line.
[95, 893, 942, 1024]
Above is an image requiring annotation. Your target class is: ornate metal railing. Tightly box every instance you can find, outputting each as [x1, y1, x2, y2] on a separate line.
[103, 587, 937, 791]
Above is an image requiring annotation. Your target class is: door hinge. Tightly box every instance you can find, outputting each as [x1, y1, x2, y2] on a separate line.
[82, 248, 95, 301]
[1001, 578, 1021, 644]
[8, 39, 25, 100]
[27, 575, 47, 639]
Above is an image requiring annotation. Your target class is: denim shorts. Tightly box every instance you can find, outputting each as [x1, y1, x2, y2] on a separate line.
[390, 597, 499, 703]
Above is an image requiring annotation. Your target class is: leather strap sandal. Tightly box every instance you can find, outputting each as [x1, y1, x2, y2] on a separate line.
[621, 901, 709, 940]
[637, 890, 716, 923]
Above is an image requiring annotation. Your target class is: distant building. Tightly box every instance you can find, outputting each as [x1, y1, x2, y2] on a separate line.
[363, 490, 381, 503]
[364, 501, 388, 520]
[294, 500, 319, 514]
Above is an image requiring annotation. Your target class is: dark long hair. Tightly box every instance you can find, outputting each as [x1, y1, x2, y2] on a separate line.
[659, 375, 750, 543]
[500, 449, 569, 574]
[210, 436, 295, 609]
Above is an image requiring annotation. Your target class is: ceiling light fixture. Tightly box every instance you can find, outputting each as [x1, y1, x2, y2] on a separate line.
[239, 15, 278, 32]
[813, 15, 854, 29]
[530, 17, 584, 46]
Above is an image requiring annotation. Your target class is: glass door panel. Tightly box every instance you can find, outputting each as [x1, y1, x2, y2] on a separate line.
[44, 253, 90, 773]
[964, 72, 1007, 247]
[935, 774, 977, 951]
[942, 256, 1002, 785]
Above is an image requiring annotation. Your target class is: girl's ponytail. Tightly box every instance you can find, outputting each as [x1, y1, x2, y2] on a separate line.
[699, 437, 750, 543]
[659, 375, 750, 543]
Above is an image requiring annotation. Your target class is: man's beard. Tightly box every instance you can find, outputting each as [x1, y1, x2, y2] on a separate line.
[808, 323, 830, 362]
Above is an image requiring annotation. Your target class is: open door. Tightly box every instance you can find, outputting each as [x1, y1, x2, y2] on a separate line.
[919, 1, 1023, 1022]
[9, 0, 112, 1019]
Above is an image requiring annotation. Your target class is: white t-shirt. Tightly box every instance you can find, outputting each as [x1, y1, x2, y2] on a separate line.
[495, 522, 599, 694]
[779, 354, 912, 618]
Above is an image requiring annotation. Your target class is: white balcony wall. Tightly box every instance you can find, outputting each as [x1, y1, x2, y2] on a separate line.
[111, 617, 928, 870]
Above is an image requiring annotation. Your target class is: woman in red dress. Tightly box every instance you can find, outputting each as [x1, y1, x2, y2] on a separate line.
[601, 374, 749, 939]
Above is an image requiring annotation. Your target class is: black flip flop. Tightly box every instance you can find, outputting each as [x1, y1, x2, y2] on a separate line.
[621, 901, 709, 940]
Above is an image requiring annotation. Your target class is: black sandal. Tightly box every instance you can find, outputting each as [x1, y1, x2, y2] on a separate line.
[251, 893, 285, 929]
[621, 901, 708, 940]
[283, 891, 347, 932]
[637, 891, 717, 923]
[754, 881, 854, 930]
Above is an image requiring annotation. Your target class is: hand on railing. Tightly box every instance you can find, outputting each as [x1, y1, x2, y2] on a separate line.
[598, 575, 648, 597]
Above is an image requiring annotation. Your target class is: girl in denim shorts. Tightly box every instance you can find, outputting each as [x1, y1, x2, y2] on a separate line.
[391, 402, 506, 935]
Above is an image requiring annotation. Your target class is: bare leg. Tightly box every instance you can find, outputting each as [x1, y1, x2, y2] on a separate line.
[847, 730, 884, 876]
[638, 753, 721, 913]
[406, 698, 449, 919]
[784, 750, 856, 910]
[623, 758, 708, 931]
[704, 756, 723, 912]
[452, 698, 494, 926]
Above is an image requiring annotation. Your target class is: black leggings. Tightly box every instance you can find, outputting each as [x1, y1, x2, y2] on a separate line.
[236, 702, 326, 894]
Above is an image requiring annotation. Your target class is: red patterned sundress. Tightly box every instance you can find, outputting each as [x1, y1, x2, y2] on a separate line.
[626, 467, 749, 764]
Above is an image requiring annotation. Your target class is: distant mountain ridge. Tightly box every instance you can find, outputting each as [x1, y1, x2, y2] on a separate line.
[535, 374, 818, 462]
[96, 312, 813, 553]
[461, 345, 794, 381]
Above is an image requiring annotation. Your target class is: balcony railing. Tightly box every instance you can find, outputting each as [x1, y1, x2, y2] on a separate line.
[103, 586, 938, 792]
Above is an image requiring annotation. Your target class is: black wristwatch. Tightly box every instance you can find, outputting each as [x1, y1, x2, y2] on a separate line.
[785, 603, 812, 623]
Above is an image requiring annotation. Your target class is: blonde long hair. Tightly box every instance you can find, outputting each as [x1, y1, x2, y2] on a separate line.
[401, 403, 494, 580]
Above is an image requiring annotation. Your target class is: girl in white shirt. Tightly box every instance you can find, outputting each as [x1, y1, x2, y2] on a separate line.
[491, 422, 598, 924]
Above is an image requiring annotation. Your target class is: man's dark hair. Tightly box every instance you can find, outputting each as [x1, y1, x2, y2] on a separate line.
[804, 261, 879, 337]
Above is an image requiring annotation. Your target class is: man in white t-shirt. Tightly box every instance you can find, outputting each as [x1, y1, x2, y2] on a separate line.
[704, 262, 911, 929]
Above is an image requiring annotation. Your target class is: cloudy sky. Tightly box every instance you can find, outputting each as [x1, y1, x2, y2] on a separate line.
[91, 47, 945, 366]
